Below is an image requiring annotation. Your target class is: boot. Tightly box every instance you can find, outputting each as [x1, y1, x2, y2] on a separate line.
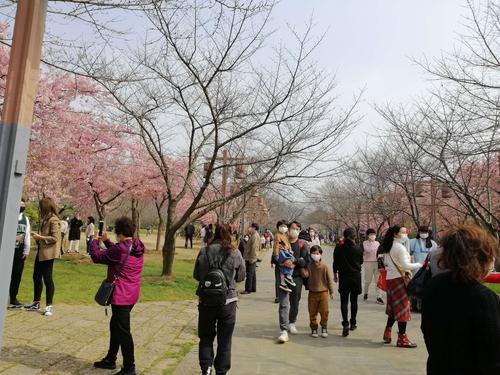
[342, 322, 349, 337]
[383, 326, 392, 344]
[397, 333, 417, 348]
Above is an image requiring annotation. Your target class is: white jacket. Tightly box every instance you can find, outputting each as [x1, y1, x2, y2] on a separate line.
[385, 242, 422, 280]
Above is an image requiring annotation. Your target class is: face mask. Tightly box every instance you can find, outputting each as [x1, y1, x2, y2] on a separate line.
[368, 234, 376, 241]
[420, 233, 429, 239]
[400, 234, 408, 241]
[311, 254, 321, 262]
[244, 236, 249, 242]
[19, 206, 25, 213]
[279, 226, 288, 234]
[310, 231, 315, 237]
[289, 229, 300, 239]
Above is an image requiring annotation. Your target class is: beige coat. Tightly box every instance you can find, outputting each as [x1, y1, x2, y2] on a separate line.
[37, 214, 61, 261]
[244, 231, 260, 264]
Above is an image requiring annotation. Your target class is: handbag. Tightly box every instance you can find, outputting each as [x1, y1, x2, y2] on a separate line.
[377, 268, 388, 291]
[407, 255, 432, 298]
[95, 243, 132, 306]
[389, 253, 412, 287]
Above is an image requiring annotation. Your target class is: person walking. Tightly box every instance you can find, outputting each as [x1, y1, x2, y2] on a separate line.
[272, 220, 290, 304]
[362, 228, 384, 304]
[194, 224, 246, 375]
[307, 245, 335, 338]
[60, 217, 69, 255]
[184, 222, 195, 248]
[333, 228, 363, 337]
[68, 214, 83, 253]
[26, 197, 61, 316]
[85, 216, 95, 255]
[421, 225, 500, 374]
[380, 225, 422, 348]
[91, 217, 145, 375]
[277, 221, 309, 343]
[242, 223, 260, 294]
[9, 199, 31, 309]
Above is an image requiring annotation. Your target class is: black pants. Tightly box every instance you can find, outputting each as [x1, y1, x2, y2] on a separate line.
[86, 236, 93, 254]
[9, 248, 25, 303]
[274, 266, 280, 299]
[107, 305, 135, 369]
[198, 302, 237, 375]
[244, 261, 256, 293]
[33, 257, 55, 305]
[340, 291, 359, 326]
[185, 235, 193, 248]
[289, 276, 304, 324]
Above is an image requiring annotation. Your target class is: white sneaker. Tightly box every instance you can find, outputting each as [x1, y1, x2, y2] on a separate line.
[277, 330, 289, 343]
[43, 305, 53, 316]
[321, 327, 329, 338]
[289, 323, 298, 335]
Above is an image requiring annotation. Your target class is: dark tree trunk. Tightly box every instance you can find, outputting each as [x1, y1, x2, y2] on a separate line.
[156, 216, 164, 252]
[161, 202, 178, 277]
[131, 198, 140, 239]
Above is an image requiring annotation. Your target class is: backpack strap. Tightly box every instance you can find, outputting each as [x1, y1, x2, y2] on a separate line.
[113, 242, 133, 282]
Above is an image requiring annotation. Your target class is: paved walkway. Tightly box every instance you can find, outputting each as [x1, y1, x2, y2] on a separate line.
[176, 246, 428, 375]
[0, 301, 197, 375]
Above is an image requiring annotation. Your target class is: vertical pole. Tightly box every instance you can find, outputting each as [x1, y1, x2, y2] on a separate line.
[221, 149, 228, 223]
[0, 0, 48, 348]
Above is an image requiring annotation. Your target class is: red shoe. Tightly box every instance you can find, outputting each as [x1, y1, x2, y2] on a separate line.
[397, 333, 417, 348]
[383, 326, 392, 344]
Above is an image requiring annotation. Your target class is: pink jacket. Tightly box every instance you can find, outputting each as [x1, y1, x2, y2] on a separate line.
[90, 238, 144, 305]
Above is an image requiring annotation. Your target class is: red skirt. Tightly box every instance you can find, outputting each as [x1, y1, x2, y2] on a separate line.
[385, 277, 411, 322]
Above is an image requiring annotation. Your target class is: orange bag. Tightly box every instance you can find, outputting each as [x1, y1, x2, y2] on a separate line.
[377, 268, 388, 292]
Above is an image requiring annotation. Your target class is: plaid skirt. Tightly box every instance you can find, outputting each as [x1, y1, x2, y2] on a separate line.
[386, 277, 411, 322]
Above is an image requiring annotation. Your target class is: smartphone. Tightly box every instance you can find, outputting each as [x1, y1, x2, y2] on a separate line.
[98, 221, 105, 236]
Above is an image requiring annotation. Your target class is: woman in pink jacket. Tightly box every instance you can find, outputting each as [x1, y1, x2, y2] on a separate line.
[90, 217, 145, 375]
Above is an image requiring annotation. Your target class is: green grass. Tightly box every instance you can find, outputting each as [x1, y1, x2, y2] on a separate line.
[484, 283, 500, 294]
[16, 253, 198, 305]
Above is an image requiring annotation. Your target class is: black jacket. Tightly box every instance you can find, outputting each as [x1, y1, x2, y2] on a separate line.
[421, 272, 500, 375]
[332, 240, 363, 294]
[290, 239, 309, 278]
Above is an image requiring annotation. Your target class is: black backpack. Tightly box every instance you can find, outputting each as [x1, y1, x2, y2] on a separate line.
[197, 250, 229, 307]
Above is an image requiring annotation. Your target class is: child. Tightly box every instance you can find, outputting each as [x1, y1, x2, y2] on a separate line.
[273, 220, 296, 292]
[307, 245, 335, 338]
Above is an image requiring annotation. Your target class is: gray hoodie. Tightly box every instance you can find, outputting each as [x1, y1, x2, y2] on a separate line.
[193, 242, 246, 303]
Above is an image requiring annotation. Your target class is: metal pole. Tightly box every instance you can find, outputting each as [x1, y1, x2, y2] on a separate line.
[0, 0, 48, 348]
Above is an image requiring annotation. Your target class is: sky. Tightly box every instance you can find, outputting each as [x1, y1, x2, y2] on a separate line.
[37, 0, 470, 152]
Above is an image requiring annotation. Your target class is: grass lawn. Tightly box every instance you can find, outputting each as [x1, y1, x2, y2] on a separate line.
[485, 283, 500, 294]
[16, 236, 201, 305]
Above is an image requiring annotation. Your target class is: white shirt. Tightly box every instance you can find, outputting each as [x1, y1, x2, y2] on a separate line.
[18, 213, 31, 256]
[60, 220, 68, 234]
[384, 242, 422, 280]
[86, 223, 95, 237]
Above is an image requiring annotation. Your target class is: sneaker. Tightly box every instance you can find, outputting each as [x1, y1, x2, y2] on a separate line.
[289, 323, 299, 335]
[279, 283, 292, 293]
[94, 358, 117, 370]
[342, 323, 349, 337]
[113, 368, 136, 375]
[349, 322, 357, 331]
[284, 276, 297, 287]
[274, 298, 279, 304]
[24, 302, 40, 311]
[201, 368, 212, 375]
[376, 297, 384, 305]
[277, 330, 289, 343]
[311, 328, 319, 338]
[8, 300, 23, 309]
[321, 327, 329, 338]
[43, 305, 53, 316]
[363, 294, 368, 300]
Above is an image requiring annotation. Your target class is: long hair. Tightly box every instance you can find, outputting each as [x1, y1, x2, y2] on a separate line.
[211, 224, 234, 253]
[416, 225, 432, 248]
[39, 197, 58, 220]
[204, 224, 213, 244]
[440, 225, 498, 283]
[380, 225, 401, 253]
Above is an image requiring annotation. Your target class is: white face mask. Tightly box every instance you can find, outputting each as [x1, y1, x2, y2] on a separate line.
[310, 231, 315, 237]
[311, 254, 321, 262]
[400, 234, 408, 241]
[289, 229, 300, 239]
[420, 233, 429, 239]
[368, 234, 376, 241]
[279, 226, 288, 234]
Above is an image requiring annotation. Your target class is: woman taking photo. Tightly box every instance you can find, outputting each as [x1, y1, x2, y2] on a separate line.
[91, 217, 145, 375]
[380, 225, 421, 348]
[26, 197, 61, 316]
[194, 224, 246, 375]
[421, 225, 500, 374]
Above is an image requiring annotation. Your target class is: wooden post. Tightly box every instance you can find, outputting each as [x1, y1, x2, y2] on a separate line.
[0, 0, 48, 348]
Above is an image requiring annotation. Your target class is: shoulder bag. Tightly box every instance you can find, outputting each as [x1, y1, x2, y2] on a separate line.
[389, 252, 412, 287]
[95, 242, 133, 306]
[407, 254, 432, 298]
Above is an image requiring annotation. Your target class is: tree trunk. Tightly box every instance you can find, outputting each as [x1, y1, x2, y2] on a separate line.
[162, 229, 176, 276]
[131, 198, 140, 239]
[156, 216, 164, 252]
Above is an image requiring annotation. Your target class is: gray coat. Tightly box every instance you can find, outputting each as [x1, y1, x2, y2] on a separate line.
[194, 242, 246, 302]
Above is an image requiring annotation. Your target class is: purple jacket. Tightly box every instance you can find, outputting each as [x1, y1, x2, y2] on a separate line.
[90, 238, 145, 306]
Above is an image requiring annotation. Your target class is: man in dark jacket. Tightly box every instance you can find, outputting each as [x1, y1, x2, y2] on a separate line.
[333, 227, 363, 337]
[184, 223, 195, 248]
